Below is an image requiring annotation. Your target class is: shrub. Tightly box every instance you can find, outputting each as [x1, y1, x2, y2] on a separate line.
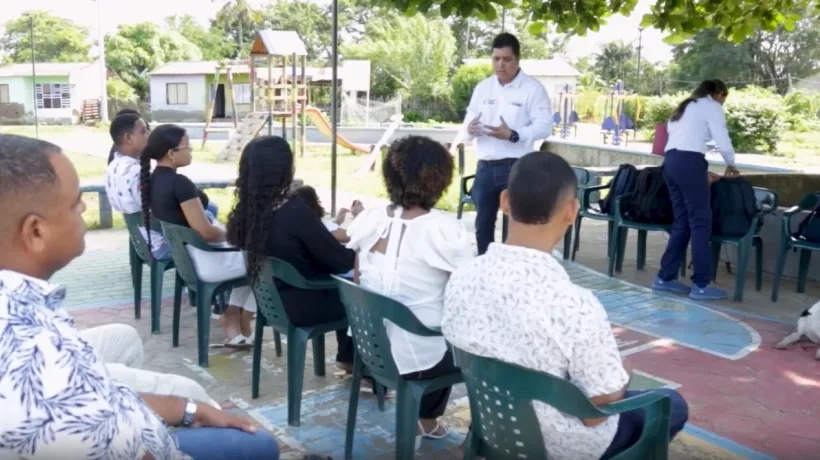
[450, 64, 492, 118]
[640, 87, 787, 155]
[573, 90, 603, 122]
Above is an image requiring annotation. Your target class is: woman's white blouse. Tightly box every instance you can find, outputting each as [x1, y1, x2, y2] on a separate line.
[346, 206, 474, 375]
[665, 95, 736, 166]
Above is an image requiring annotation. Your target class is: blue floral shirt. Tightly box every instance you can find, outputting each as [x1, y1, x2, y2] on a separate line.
[0, 270, 188, 459]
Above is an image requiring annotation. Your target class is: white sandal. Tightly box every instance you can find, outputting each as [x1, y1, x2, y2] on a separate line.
[209, 334, 254, 349]
[415, 420, 450, 450]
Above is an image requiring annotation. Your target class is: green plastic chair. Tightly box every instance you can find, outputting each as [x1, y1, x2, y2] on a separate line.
[772, 192, 820, 302]
[710, 187, 778, 302]
[572, 181, 619, 263]
[124, 212, 178, 334]
[334, 276, 463, 460]
[562, 167, 593, 260]
[160, 221, 249, 367]
[453, 347, 672, 460]
[249, 256, 343, 427]
[455, 144, 509, 243]
[609, 194, 687, 278]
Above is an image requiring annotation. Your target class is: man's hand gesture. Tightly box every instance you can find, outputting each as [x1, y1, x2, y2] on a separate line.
[467, 114, 483, 137]
[486, 117, 513, 141]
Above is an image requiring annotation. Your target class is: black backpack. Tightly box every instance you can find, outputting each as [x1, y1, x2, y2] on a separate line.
[794, 194, 820, 243]
[711, 177, 759, 237]
[627, 166, 674, 225]
[599, 164, 639, 215]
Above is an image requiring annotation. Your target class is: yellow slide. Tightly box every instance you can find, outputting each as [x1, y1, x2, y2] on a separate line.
[305, 107, 370, 154]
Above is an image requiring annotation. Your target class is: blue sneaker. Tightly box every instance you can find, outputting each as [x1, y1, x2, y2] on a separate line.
[652, 278, 691, 294]
[689, 285, 727, 301]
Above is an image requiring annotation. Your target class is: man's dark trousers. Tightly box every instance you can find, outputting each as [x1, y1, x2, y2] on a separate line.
[472, 158, 516, 255]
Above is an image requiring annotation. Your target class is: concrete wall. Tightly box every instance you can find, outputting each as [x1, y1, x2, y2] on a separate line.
[149, 75, 207, 122]
[68, 63, 103, 118]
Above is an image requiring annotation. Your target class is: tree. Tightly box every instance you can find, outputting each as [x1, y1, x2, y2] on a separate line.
[593, 41, 636, 84]
[105, 23, 202, 100]
[372, 0, 817, 43]
[342, 15, 457, 100]
[671, 19, 820, 93]
[0, 10, 91, 63]
[212, 0, 263, 58]
[261, 1, 333, 63]
[165, 15, 232, 60]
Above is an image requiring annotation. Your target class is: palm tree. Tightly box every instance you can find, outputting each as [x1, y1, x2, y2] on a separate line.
[213, 0, 263, 56]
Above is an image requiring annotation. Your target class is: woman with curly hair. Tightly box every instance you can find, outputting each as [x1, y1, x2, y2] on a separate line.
[345, 135, 473, 449]
[140, 124, 256, 347]
[226, 136, 354, 370]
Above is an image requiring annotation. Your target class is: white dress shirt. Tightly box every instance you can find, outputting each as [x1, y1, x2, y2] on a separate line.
[665, 95, 735, 166]
[459, 70, 553, 160]
[346, 206, 474, 375]
[443, 244, 629, 460]
[0, 270, 189, 460]
[104, 152, 166, 255]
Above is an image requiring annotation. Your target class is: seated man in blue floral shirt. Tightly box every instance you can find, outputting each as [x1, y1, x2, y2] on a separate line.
[0, 134, 280, 460]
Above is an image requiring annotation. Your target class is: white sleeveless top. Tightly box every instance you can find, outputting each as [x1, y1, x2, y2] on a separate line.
[346, 206, 474, 374]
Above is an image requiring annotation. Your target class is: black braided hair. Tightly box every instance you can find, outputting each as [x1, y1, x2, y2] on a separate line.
[670, 79, 729, 122]
[226, 136, 294, 284]
[139, 124, 188, 258]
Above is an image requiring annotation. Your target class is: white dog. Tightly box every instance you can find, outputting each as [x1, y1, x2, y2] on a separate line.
[776, 302, 820, 360]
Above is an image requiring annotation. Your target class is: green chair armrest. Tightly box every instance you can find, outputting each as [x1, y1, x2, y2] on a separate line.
[599, 391, 670, 415]
[580, 184, 610, 210]
[461, 175, 475, 196]
[783, 205, 802, 217]
[270, 258, 339, 290]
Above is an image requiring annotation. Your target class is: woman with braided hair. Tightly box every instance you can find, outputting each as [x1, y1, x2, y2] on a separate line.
[140, 124, 256, 347]
[226, 136, 355, 372]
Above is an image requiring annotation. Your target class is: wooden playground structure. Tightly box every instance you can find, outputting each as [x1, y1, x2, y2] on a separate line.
[213, 29, 311, 162]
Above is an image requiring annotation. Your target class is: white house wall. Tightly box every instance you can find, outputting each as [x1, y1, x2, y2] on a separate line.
[150, 75, 207, 122]
[69, 63, 103, 120]
[0, 76, 27, 123]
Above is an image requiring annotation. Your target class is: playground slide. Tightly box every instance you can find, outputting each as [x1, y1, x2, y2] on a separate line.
[305, 107, 369, 154]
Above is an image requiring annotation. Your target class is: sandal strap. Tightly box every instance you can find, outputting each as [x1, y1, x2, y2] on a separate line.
[417, 421, 450, 439]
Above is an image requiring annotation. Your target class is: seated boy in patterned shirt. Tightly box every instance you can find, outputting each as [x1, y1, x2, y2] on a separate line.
[442, 151, 689, 459]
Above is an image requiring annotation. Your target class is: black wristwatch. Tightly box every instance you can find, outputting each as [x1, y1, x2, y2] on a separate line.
[509, 130, 520, 143]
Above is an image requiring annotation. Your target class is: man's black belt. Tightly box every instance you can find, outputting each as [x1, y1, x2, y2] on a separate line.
[479, 158, 518, 166]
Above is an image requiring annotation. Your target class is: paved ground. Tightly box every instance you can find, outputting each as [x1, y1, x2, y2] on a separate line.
[54, 186, 820, 459]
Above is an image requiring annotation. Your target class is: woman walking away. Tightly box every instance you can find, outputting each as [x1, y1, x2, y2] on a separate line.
[653, 79, 739, 301]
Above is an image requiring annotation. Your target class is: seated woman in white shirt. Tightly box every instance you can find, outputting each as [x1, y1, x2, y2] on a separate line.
[141, 124, 256, 347]
[346, 136, 474, 447]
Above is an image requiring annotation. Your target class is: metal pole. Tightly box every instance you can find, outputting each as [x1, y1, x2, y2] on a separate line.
[30, 17, 39, 138]
[330, 0, 339, 216]
[501, 8, 507, 31]
[636, 28, 643, 94]
[94, 0, 109, 122]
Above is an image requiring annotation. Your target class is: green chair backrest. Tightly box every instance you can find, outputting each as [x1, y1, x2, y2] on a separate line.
[160, 221, 218, 287]
[334, 276, 443, 385]
[571, 166, 591, 189]
[249, 256, 337, 331]
[124, 212, 152, 262]
[752, 187, 778, 213]
[453, 347, 671, 459]
[123, 211, 167, 261]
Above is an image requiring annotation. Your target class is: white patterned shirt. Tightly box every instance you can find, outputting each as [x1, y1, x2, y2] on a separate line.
[0, 270, 188, 460]
[104, 152, 166, 255]
[442, 244, 629, 460]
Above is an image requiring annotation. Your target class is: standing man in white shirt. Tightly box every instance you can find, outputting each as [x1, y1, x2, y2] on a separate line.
[654, 79, 740, 301]
[460, 33, 553, 254]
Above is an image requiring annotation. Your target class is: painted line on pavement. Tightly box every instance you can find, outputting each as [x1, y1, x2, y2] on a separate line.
[684, 424, 776, 460]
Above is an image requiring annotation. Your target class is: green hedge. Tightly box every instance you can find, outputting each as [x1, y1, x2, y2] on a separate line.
[640, 87, 789, 155]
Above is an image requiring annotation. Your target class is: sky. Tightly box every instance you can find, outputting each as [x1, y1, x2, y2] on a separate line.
[0, 0, 672, 63]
